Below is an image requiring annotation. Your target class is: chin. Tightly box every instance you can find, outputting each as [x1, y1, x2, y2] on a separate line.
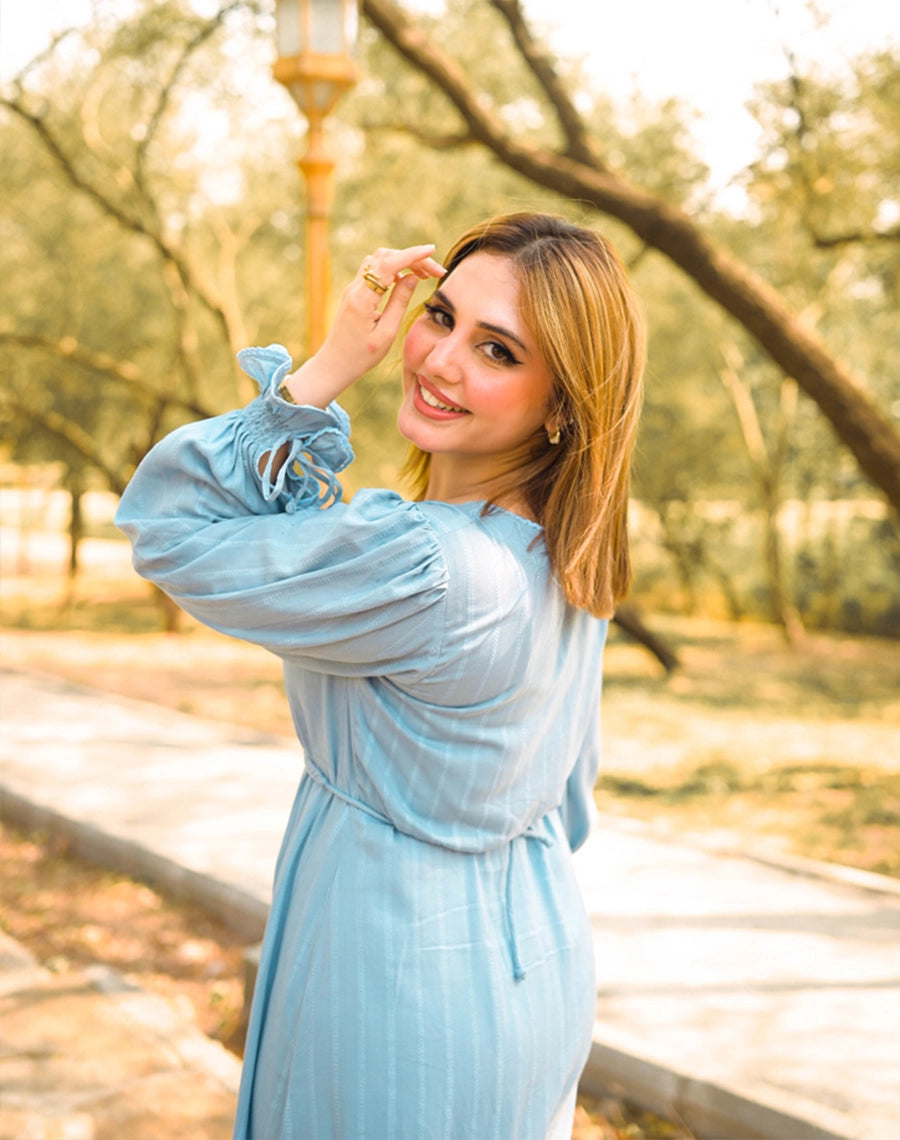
[396, 405, 425, 450]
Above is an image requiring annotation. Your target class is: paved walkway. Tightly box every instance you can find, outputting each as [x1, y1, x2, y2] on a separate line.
[0, 929, 239, 1140]
[2, 666, 899, 1140]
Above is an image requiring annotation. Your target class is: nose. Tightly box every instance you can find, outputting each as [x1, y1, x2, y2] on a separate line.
[422, 329, 463, 385]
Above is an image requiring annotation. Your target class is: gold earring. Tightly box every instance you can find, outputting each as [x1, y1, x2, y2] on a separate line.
[547, 426, 561, 445]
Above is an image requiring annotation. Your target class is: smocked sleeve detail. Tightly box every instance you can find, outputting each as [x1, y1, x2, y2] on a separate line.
[115, 346, 449, 677]
[236, 344, 353, 511]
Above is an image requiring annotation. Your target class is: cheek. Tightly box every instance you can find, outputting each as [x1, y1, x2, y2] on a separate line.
[402, 320, 430, 375]
[469, 382, 510, 417]
[477, 374, 552, 426]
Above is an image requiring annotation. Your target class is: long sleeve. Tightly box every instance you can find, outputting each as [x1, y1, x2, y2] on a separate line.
[558, 723, 602, 852]
[115, 345, 448, 678]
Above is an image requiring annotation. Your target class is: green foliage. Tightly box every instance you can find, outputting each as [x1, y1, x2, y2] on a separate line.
[0, 0, 302, 494]
[739, 48, 900, 427]
[1, 0, 897, 634]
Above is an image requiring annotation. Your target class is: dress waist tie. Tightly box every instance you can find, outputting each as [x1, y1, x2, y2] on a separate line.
[305, 759, 394, 827]
[304, 759, 554, 982]
[505, 825, 553, 982]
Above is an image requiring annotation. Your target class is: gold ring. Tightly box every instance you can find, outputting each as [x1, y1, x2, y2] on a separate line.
[362, 267, 389, 296]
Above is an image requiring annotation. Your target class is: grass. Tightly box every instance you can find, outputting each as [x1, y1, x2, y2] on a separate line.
[596, 760, 900, 878]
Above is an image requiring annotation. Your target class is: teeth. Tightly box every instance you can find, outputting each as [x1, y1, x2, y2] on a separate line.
[420, 384, 465, 413]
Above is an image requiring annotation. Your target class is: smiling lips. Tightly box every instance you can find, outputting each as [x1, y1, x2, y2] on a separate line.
[416, 379, 469, 417]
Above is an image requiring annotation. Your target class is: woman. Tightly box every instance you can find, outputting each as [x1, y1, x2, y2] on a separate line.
[116, 211, 645, 1140]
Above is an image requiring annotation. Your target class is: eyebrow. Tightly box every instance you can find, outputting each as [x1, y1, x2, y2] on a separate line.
[431, 288, 529, 355]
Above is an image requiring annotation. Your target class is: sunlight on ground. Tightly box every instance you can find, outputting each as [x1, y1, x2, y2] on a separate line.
[3, 528, 899, 880]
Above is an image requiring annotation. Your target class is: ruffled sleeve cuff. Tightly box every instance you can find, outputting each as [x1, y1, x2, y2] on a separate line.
[237, 344, 354, 513]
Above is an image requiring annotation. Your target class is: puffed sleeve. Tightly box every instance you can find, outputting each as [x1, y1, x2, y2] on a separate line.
[115, 345, 448, 678]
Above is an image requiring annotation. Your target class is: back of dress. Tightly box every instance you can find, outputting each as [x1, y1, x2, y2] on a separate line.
[283, 492, 607, 855]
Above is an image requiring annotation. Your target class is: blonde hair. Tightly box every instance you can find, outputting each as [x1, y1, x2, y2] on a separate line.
[401, 212, 646, 618]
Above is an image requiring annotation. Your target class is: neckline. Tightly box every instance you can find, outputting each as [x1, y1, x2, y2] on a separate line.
[428, 498, 543, 529]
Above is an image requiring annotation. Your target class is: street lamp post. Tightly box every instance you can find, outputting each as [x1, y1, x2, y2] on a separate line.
[273, 0, 359, 353]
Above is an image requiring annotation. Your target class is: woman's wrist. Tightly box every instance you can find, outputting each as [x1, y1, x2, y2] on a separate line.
[280, 349, 354, 410]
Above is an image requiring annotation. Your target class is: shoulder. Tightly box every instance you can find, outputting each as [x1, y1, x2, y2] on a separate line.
[345, 493, 549, 625]
[413, 501, 552, 640]
[348, 494, 542, 559]
[418, 500, 545, 572]
[334, 489, 449, 580]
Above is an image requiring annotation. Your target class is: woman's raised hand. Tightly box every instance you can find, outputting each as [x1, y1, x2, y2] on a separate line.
[281, 245, 445, 409]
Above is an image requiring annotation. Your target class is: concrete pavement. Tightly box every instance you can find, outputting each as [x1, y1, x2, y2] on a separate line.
[2, 665, 899, 1139]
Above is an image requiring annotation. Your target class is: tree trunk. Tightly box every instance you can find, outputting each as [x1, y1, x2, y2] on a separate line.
[764, 502, 805, 644]
[719, 353, 805, 642]
[66, 475, 84, 582]
[612, 604, 680, 672]
[152, 585, 183, 634]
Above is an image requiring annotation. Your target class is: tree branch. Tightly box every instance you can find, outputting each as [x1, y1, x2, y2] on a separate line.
[361, 0, 543, 159]
[137, 2, 247, 184]
[362, 120, 476, 149]
[0, 333, 212, 419]
[487, 0, 599, 165]
[811, 225, 900, 248]
[1, 398, 128, 495]
[1, 97, 232, 345]
[719, 343, 769, 472]
[8, 28, 77, 89]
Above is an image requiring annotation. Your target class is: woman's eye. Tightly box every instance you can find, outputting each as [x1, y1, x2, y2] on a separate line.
[422, 304, 520, 366]
[482, 340, 518, 366]
[423, 302, 452, 329]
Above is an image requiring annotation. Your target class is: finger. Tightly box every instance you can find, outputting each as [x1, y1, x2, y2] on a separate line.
[374, 272, 421, 336]
[362, 245, 445, 284]
[404, 256, 446, 280]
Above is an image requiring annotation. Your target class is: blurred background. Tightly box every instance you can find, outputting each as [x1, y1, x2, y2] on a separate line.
[2, 0, 899, 871]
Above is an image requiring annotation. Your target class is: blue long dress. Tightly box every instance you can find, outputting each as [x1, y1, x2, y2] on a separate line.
[116, 345, 607, 1140]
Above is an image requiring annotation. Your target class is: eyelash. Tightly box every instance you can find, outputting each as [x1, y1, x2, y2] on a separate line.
[423, 302, 521, 367]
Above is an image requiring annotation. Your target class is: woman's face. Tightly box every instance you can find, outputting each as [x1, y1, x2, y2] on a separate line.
[398, 252, 555, 491]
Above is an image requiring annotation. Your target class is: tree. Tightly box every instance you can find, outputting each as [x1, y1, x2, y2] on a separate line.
[0, 0, 294, 624]
[358, 0, 900, 515]
[718, 343, 804, 641]
[4, 0, 895, 639]
[0, 2, 288, 496]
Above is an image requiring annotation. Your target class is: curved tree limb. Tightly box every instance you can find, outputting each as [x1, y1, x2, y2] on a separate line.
[1, 398, 128, 495]
[1, 97, 232, 347]
[612, 604, 680, 672]
[8, 28, 77, 88]
[778, 60, 900, 252]
[487, 0, 598, 165]
[0, 333, 212, 419]
[363, 122, 477, 148]
[811, 226, 900, 248]
[361, 0, 900, 515]
[136, 1, 247, 184]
